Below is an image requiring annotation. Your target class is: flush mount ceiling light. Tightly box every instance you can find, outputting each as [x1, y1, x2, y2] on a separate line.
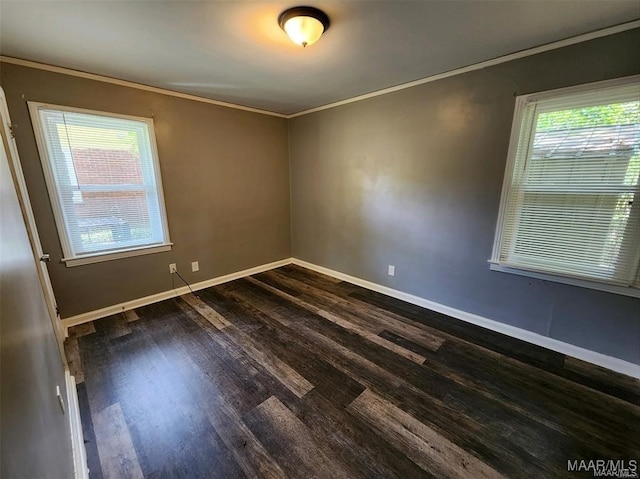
[278, 6, 330, 47]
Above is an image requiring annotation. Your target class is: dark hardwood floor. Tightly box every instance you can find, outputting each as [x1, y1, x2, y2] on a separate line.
[65, 265, 640, 479]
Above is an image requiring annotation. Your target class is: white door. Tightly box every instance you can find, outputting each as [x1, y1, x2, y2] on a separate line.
[0, 87, 66, 358]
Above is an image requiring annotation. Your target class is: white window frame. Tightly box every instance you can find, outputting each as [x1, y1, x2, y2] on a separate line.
[28, 102, 172, 267]
[490, 76, 640, 298]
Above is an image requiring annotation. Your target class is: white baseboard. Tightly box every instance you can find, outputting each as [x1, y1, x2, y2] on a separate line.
[61, 258, 293, 330]
[65, 370, 89, 479]
[60, 255, 639, 378]
[291, 259, 640, 379]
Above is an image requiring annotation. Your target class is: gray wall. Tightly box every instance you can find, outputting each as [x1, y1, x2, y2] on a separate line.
[2, 30, 639, 364]
[0, 62, 291, 318]
[1, 127, 74, 477]
[289, 29, 640, 365]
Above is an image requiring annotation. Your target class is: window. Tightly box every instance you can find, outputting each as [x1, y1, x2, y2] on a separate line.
[490, 77, 640, 297]
[29, 103, 171, 266]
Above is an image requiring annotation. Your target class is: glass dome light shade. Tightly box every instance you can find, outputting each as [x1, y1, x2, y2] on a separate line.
[283, 15, 325, 47]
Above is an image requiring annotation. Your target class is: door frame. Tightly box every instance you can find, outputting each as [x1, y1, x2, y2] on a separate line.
[0, 86, 66, 359]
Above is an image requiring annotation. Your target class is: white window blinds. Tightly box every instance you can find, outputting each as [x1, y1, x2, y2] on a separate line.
[29, 104, 170, 262]
[492, 79, 640, 290]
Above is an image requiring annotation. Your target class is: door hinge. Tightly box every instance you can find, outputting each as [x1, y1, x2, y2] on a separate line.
[7, 123, 16, 139]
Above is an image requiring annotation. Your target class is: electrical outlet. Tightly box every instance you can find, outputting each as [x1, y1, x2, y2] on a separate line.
[191, 261, 199, 272]
[169, 263, 177, 274]
[388, 265, 395, 276]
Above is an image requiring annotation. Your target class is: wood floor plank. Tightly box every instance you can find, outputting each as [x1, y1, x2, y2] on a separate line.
[344, 285, 639, 402]
[255, 326, 367, 407]
[291, 282, 465, 354]
[247, 276, 427, 364]
[216, 280, 297, 327]
[234, 284, 583, 477]
[274, 293, 612, 474]
[174, 297, 262, 379]
[245, 396, 353, 479]
[181, 292, 232, 330]
[176, 296, 315, 399]
[77, 332, 118, 414]
[196, 373, 288, 479]
[563, 356, 640, 405]
[277, 263, 344, 287]
[196, 286, 266, 333]
[136, 306, 287, 479]
[262, 269, 446, 352]
[285, 389, 433, 479]
[218, 326, 315, 399]
[70, 265, 639, 479]
[65, 336, 84, 383]
[246, 321, 366, 407]
[349, 389, 505, 479]
[106, 323, 246, 478]
[68, 321, 96, 338]
[379, 329, 438, 358]
[204, 279, 367, 407]
[278, 265, 565, 370]
[93, 403, 144, 479]
[92, 313, 132, 340]
[219, 417, 286, 476]
[282, 318, 561, 477]
[285, 268, 639, 424]
[163, 298, 274, 414]
[276, 264, 343, 291]
[287, 317, 405, 389]
[426, 340, 640, 456]
[193, 301, 424, 477]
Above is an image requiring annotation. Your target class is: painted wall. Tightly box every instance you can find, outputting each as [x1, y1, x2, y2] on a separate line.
[1, 127, 74, 477]
[0, 62, 291, 318]
[289, 29, 640, 365]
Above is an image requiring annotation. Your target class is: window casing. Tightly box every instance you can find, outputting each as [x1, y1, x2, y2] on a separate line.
[29, 103, 171, 266]
[490, 76, 640, 297]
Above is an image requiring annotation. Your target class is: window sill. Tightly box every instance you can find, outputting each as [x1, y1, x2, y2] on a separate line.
[62, 243, 173, 267]
[489, 262, 640, 299]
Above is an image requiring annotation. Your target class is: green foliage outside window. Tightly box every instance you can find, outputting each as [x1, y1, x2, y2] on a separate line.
[536, 101, 639, 130]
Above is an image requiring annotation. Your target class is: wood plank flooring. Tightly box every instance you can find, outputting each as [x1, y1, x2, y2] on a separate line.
[65, 264, 640, 479]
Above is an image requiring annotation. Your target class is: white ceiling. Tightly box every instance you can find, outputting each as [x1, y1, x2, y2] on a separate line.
[1, 1, 638, 115]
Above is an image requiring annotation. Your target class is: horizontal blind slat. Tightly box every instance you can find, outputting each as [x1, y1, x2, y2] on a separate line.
[36, 107, 168, 257]
[498, 81, 640, 287]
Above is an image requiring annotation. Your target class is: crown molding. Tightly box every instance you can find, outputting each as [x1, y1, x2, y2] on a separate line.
[0, 56, 287, 118]
[2, 20, 638, 119]
[287, 20, 640, 118]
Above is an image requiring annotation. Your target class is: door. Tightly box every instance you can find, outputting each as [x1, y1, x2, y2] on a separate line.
[0, 87, 65, 358]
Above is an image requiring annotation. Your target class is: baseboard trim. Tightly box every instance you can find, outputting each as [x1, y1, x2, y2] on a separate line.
[291, 259, 640, 379]
[60, 255, 638, 378]
[65, 371, 89, 479]
[61, 258, 293, 330]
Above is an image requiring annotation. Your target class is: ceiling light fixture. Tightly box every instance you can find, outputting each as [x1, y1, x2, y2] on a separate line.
[278, 6, 330, 47]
